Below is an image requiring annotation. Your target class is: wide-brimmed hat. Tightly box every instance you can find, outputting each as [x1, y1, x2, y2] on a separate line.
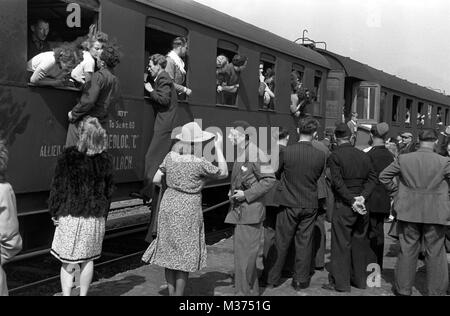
[175, 122, 215, 143]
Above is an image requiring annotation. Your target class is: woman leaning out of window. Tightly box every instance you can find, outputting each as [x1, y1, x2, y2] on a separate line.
[27, 45, 82, 87]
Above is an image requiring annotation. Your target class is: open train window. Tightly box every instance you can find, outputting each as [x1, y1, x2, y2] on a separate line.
[427, 104, 433, 126]
[259, 53, 276, 111]
[445, 109, 449, 126]
[353, 82, 380, 123]
[391, 95, 400, 123]
[437, 107, 443, 127]
[216, 40, 241, 106]
[417, 102, 425, 127]
[292, 64, 305, 84]
[27, 0, 99, 61]
[145, 18, 189, 101]
[405, 99, 413, 126]
[314, 71, 322, 103]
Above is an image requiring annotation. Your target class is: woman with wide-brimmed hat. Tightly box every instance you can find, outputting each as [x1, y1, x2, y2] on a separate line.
[142, 121, 228, 296]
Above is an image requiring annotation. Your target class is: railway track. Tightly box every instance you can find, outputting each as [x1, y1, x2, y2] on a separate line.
[7, 199, 232, 296]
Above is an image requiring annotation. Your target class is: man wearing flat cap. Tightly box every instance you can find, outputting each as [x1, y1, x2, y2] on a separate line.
[398, 132, 418, 155]
[322, 123, 377, 293]
[365, 123, 395, 269]
[380, 128, 450, 296]
[226, 121, 276, 296]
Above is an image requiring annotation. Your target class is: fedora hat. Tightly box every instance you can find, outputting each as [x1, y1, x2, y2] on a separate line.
[175, 122, 215, 143]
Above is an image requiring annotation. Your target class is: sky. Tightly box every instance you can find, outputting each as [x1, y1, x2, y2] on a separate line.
[194, 0, 450, 95]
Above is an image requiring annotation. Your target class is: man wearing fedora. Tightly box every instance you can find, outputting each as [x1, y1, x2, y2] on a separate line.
[227, 121, 276, 296]
[322, 123, 377, 293]
[380, 128, 450, 296]
[365, 123, 395, 270]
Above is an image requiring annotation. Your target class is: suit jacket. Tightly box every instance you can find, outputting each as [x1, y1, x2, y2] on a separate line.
[366, 146, 395, 214]
[147, 71, 179, 133]
[264, 145, 285, 207]
[328, 143, 377, 206]
[275, 142, 326, 209]
[71, 68, 122, 125]
[225, 142, 276, 225]
[379, 148, 450, 226]
[312, 140, 331, 200]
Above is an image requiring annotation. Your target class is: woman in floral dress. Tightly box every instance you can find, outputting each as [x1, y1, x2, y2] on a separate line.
[143, 122, 228, 296]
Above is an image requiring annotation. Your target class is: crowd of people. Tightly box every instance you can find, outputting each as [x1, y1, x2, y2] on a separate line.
[1, 20, 449, 297]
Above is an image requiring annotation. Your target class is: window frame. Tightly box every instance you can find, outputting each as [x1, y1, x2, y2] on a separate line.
[391, 94, 401, 125]
[405, 98, 413, 127]
[258, 53, 277, 112]
[351, 81, 381, 124]
[216, 39, 240, 107]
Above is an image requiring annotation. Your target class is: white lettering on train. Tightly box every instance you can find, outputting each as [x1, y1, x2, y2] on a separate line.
[108, 134, 130, 150]
[112, 156, 133, 171]
[40, 145, 62, 158]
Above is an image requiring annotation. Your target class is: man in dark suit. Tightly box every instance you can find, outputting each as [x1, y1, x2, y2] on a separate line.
[226, 121, 276, 296]
[267, 118, 327, 290]
[366, 123, 394, 270]
[380, 129, 450, 296]
[141, 54, 179, 243]
[322, 123, 377, 293]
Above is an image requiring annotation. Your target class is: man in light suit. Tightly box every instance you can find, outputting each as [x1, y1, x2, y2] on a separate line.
[380, 128, 450, 296]
[227, 121, 276, 296]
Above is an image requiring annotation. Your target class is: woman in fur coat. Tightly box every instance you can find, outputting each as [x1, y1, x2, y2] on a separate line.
[48, 117, 114, 296]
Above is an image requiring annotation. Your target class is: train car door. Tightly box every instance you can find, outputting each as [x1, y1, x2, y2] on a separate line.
[352, 81, 381, 149]
[325, 70, 345, 132]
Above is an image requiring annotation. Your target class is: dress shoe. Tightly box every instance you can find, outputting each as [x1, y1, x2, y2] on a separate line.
[292, 280, 310, 291]
[321, 283, 350, 293]
[129, 192, 151, 205]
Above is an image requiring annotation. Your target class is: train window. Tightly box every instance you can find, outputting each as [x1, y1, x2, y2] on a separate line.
[259, 54, 277, 111]
[27, 0, 99, 61]
[355, 86, 377, 121]
[427, 105, 433, 126]
[417, 102, 425, 127]
[216, 40, 245, 106]
[392, 95, 400, 123]
[292, 64, 305, 83]
[314, 71, 322, 103]
[145, 19, 189, 101]
[445, 109, 449, 126]
[380, 92, 387, 122]
[437, 107, 443, 127]
[405, 99, 413, 125]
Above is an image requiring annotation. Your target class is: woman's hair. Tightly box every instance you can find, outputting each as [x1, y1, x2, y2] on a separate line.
[172, 37, 187, 48]
[54, 45, 83, 68]
[100, 43, 122, 68]
[0, 140, 8, 179]
[77, 117, 108, 155]
[149, 54, 167, 69]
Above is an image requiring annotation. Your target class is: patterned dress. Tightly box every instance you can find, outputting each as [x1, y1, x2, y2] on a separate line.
[142, 152, 221, 272]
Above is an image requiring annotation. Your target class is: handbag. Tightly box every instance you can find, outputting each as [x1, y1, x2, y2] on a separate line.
[142, 239, 157, 264]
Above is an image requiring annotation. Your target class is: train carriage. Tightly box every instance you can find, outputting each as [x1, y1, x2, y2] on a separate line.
[319, 49, 450, 147]
[0, 0, 330, 255]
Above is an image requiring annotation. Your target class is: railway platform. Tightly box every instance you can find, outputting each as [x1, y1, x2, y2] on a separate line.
[65, 223, 449, 296]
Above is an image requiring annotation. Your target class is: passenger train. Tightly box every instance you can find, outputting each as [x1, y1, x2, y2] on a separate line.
[1, 0, 448, 256]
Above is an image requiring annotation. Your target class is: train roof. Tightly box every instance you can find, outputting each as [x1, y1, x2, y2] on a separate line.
[318, 49, 450, 106]
[135, 0, 330, 69]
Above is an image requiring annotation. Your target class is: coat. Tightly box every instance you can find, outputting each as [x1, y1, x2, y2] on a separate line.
[328, 143, 377, 206]
[379, 147, 450, 226]
[275, 142, 326, 209]
[225, 142, 276, 225]
[366, 146, 395, 214]
[71, 68, 122, 126]
[48, 147, 114, 219]
[147, 71, 179, 134]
